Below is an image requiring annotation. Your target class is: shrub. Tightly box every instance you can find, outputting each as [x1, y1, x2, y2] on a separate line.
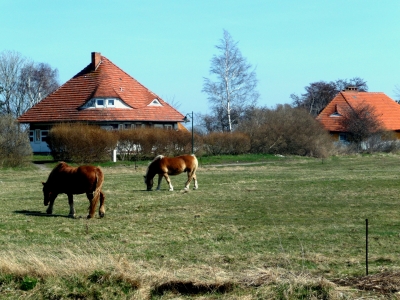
[203, 132, 250, 155]
[116, 128, 194, 159]
[0, 115, 32, 167]
[47, 123, 118, 163]
[238, 105, 334, 158]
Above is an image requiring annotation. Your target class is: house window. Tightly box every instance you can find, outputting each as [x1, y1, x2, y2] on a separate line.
[41, 131, 49, 142]
[148, 99, 162, 106]
[165, 125, 172, 130]
[96, 99, 104, 107]
[154, 124, 163, 129]
[107, 99, 115, 107]
[118, 124, 124, 130]
[339, 133, 348, 142]
[34, 129, 41, 143]
[29, 131, 34, 142]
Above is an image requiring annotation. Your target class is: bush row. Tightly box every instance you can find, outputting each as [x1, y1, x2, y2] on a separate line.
[46, 124, 257, 163]
[47, 123, 118, 163]
[115, 127, 193, 160]
[48, 105, 382, 162]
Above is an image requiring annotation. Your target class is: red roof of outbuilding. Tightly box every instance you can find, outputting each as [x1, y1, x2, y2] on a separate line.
[316, 90, 400, 132]
[18, 53, 184, 123]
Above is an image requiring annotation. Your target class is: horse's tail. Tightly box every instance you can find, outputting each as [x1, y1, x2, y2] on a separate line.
[94, 167, 104, 198]
[88, 167, 104, 218]
[191, 154, 198, 171]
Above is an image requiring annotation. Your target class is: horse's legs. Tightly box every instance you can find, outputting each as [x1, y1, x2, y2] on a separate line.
[98, 191, 105, 218]
[184, 171, 197, 190]
[67, 194, 76, 218]
[156, 174, 163, 190]
[192, 173, 198, 190]
[157, 173, 174, 191]
[86, 192, 98, 219]
[46, 194, 57, 214]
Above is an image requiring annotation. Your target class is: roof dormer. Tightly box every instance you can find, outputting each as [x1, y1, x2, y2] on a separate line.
[329, 104, 342, 117]
[148, 98, 162, 106]
[80, 97, 132, 110]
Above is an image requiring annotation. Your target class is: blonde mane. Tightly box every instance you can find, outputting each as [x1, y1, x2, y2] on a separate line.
[145, 155, 164, 177]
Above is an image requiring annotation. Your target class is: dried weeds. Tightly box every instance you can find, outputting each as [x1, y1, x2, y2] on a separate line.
[333, 271, 400, 295]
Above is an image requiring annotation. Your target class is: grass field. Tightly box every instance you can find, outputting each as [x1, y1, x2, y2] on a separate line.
[1, 154, 400, 299]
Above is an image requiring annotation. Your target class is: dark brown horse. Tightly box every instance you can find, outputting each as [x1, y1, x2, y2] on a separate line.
[144, 154, 198, 191]
[42, 162, 105, 218]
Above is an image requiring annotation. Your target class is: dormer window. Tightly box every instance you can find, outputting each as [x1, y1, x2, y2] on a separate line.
[80, 98, 132, 110]
[329, 104, 342, 117]
[148, 99, 162, 106]
[97, 99, 104, 107]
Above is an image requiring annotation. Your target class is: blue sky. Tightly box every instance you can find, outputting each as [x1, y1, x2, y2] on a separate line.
[1, 0, 400, 120]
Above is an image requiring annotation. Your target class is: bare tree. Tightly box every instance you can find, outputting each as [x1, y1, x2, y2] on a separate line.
[20, 62, 59, 107]
[394, 85, 400, 103]
[202, 30, 259, 132]
[339, 102, 383, 149]
[0, 50, 59, 118]
[0, 50, 25, 115]
[291, 77, 368, 117]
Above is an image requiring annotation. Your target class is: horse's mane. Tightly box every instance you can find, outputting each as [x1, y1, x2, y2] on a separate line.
[145, 155, 164, 177]
[46, 162, 68, 181]
[50, 161, 67, 174]
[152, 155, 164, 162]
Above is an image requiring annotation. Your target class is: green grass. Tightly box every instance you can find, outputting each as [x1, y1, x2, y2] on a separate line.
[1, 154, 400, 298]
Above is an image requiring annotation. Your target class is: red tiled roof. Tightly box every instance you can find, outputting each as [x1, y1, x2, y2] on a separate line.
[18, 53, 184, 123]
[316, 90, 400, 132]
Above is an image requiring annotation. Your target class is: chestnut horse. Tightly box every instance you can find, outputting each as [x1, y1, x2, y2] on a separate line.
[144, 154, 198, 191]
[42, 162, 105, 218]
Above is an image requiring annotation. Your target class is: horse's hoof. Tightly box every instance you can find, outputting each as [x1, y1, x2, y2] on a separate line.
[99, 213, 105, 218]
[87, 215, 94, 219]
[68, 214, 76, 219]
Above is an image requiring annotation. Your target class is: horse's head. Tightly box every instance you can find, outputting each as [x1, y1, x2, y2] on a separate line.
[143, 175, 153, 191]
[42, 182, 54, 206]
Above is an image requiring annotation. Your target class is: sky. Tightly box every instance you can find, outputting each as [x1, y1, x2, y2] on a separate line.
[1, 0, 400, 122]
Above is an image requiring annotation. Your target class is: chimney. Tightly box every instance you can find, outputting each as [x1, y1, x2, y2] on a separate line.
[345, 86, 358, 92]
[91, 52, 101, 70]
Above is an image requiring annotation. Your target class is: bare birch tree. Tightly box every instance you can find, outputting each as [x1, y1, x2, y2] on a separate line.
[202, 30, 259, 132]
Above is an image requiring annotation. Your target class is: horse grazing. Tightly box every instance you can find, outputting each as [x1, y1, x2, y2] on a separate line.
[144, 154, 198, 191]
[42, 162, 105, 219]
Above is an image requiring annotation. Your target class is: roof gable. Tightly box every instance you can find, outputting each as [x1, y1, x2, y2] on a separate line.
[18, 52, 184, 123]
[316, 90, 400, 132]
